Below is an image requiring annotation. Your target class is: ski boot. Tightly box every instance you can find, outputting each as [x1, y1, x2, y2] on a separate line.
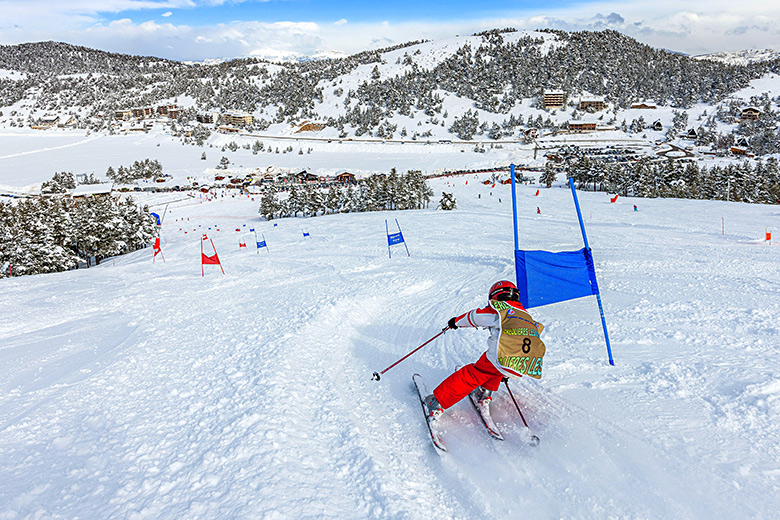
[471, 386, 493, 407]
[423, 394, 444, 420]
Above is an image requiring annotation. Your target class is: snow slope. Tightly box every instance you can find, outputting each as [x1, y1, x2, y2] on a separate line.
[1, 179, 779, 518]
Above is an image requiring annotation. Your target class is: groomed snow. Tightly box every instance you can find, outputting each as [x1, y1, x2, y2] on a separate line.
[1, 175, 779, 518]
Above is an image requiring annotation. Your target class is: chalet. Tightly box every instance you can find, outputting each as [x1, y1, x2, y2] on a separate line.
[735, 137, 750, 148]
[683, 128, 698, 140]
[740, 107, 761, 121]
[294, 171, 319, 183]
[217, 126, 241, 134]
[38, 115, 60, 128]
[223, 110, 254, 127]
[651, 120, 663, 132]
[568, 121, 597, 133]
[731, 146, 748, 156]
[631, 102, 657, 109]
[57, 115, 75, 127]
[336, 172, 357, 184]
[543, 91, 565, 109]
[579, 97, 606, 112]
[114, 109, 132, 121]
[524, 128, 539, 140]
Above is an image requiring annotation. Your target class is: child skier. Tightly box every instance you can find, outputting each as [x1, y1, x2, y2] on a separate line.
[423, 280, 546, 419]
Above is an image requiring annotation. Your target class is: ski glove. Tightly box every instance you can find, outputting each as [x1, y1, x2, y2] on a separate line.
[447, 317, 459, 330]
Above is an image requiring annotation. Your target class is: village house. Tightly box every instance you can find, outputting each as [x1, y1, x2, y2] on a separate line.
[543, 90, 565, 109]
[579, 97, 606, 112]
[31, 114, 60, 130]
[651, 120, 663, 132]
[740, 107, 761, 121]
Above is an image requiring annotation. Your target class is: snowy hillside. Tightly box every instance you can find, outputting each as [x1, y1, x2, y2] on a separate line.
[1, 176, 779, 518]
[696, 48, 780, 66]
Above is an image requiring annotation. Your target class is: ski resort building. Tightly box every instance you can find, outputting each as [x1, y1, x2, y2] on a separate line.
[631, 102, 657, 109]
[223, 111, 254, 127]
[132, 107, 154, 119]
[157, 104, 183, 119]
[567, 121, 597, 132]
[579, 97, 606, 112]
[336, 172, 357, 184]
[543, 91, 565, 109]
[197, 112, 216, 124]
[69, 184, 113, 199]
[114, 109, 132, 121]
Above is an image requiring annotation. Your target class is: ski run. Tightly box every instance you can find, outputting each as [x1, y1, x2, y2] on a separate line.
[1, 173, 780, 519]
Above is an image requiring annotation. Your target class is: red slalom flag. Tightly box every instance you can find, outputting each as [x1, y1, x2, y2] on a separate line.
[535, 189, 540, 196]
[201, 234, 225, 276]
[239, 238, 247, 248]
[610, 194, 619, 203]
[152, 237, 165, 262]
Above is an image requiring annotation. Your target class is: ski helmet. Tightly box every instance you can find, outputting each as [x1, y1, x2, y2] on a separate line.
[488, 280, 520, 302]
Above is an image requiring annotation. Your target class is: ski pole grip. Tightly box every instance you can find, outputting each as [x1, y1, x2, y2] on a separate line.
[371, 372, 381, 381]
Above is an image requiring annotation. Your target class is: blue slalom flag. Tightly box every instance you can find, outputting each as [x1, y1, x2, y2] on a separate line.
[515, 248, 598, 308]
[257, 240, 267, 249]
[250, 228, 255, 232]
[302, 230, 310, 238]
[387, 232, 404, 246]
[386, 219, 410, 258]
[509, 165, 614, 365]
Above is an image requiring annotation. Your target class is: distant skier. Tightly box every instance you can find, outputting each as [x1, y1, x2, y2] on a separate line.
[536, 206, 541, 214]
[633, 205, 638, 211]
[423, 280, 546, 420]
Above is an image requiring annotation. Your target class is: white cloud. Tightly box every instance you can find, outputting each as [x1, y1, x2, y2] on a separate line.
[334, 19, 347, 26]
[161, 11, 172, 17]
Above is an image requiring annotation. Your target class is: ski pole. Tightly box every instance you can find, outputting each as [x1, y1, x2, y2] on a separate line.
[503, 378, 541, 446]
[503, 378, 529, 428]
[372, 327, 449, 381]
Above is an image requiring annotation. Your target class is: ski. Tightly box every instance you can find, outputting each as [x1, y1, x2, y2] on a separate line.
[412, 374, 447, 452]
[468, 390, 504, 441]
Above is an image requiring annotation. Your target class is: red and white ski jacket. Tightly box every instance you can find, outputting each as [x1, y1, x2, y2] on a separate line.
[451, 300, 544, 379]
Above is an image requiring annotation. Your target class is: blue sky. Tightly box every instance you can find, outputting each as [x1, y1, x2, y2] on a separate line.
[119, 1, 576, 26]
[1, 0, 779, 61]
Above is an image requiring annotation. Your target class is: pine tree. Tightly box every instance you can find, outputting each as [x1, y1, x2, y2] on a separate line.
[438, 192, 457, 210]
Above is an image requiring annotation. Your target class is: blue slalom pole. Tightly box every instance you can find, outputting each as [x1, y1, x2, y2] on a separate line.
[509, 164, 520, 252]
[396, 219, 410, 257]
[385, 219, 392, 259]
[568, 177, 615, 366]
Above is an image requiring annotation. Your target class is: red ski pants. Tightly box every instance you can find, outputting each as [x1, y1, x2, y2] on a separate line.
[433, 352, 504, 409]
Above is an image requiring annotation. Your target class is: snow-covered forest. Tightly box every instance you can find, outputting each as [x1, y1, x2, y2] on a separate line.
[1, 29, 779, 153]
[0, 172, 157, 276]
